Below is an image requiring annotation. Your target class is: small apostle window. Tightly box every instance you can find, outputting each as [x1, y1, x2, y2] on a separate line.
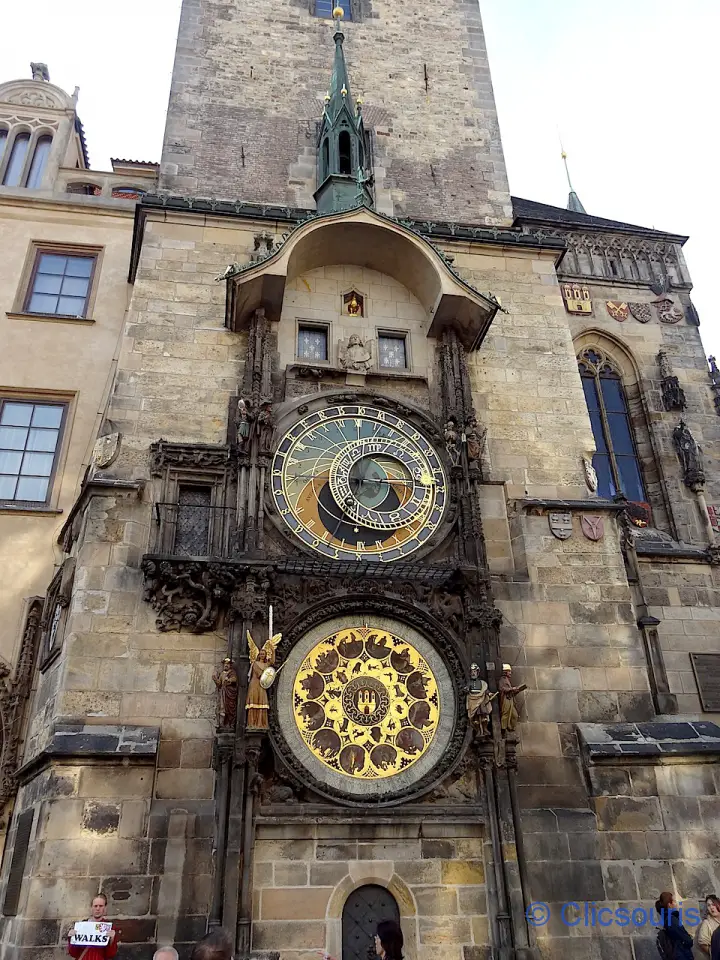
[297, 324, 329, 362]
[378, 333, 408, 369]
[343, 291, 364, 317]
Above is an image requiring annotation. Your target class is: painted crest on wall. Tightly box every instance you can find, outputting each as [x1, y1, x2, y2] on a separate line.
[655, 297, 684, 324]
[549, 512, 573, 540]
[562, 283, 592, 314]
[580, 515, 604, 542]
[606, 301, 629, 322]
[628, 302, 653, 324]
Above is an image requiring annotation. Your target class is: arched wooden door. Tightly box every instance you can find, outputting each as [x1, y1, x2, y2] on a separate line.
[342, 884, 400, 960]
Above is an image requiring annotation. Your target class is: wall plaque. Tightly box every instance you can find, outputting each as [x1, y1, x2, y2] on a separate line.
[549, 512, 573, 540]
[690, 654, 720, 712]
[562, 283, 592, 314]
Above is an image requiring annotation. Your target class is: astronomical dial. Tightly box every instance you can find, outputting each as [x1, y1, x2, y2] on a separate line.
[271, 404, 447, 562]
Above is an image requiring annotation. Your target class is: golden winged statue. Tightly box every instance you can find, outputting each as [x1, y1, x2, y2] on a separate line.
[246, 630, 282, 730]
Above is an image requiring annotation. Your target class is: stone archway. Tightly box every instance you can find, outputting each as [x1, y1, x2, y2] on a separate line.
[326, 870, 417, 960]
[342, 884, 399, 960]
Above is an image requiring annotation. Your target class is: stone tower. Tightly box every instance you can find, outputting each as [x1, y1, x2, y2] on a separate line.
[160, 0, 513, 222]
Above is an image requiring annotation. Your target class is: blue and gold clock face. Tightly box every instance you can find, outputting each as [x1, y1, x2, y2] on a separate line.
[271, 404, 447, 562]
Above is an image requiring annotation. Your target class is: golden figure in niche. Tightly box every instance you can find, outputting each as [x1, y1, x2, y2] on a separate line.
[293, 626, 440, 779]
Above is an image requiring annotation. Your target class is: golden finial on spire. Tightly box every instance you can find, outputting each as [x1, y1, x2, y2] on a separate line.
[332, 4, 344, 18]
[341, 84, 348, 97]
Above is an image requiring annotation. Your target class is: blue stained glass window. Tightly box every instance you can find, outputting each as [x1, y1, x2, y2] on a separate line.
[314, 0, 352, 19]
[578, 349, 646, 504]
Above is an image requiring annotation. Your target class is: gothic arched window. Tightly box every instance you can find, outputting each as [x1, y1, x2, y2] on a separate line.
[26, 135, 53, 188]
[338, 130, 352, 175]
[2, 132, 30, 187]
[578, 347, 646, 503]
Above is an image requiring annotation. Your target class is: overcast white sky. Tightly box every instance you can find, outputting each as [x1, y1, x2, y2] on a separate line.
[3, 1, 719, 356]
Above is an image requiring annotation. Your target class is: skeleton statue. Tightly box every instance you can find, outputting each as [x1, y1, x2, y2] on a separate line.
[444, 418, 460, 466]
[213, 658, 239, 729]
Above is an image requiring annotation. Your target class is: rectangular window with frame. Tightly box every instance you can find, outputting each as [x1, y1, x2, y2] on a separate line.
[0, 399, 67, 504]
[314, 0, 352, 18]
[174, 485, 213, 557]
[297, 324, 329, 362]
[24, 249, 97, 318]
[378, 333, 408, 370]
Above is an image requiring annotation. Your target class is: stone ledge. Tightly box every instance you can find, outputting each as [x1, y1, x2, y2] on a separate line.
[578, 721, 720, 762]
[19, 723, 160, 782]
[518, 498, 624, 514]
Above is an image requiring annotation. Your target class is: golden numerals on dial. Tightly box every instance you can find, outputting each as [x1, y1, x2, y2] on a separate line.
[293, 626, 440, 780]
[271, 405, 447, 562]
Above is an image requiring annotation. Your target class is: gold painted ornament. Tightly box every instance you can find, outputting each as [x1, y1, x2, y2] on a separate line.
[293, 626, 440, 780]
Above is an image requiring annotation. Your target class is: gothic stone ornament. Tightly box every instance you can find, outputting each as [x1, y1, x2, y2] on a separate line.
[549, 512, 573, 540]
[141, 559, 236, 632]
[625, 501, 651, 528]
[213, 658, 239, 729]
[444, 417, 460, 466]
[655, 297, 684, 324]
[91, 432, 121, 469]
[629, 302, 653, 324]
[293, 627, 440, 781]
[657, 349, 687, 412]
[271, 403, 448, 562]
[561, 283, 592, 314]
[583, 457, 598, 492]
[580, 515, 604, 542]
[606, 301, 629, 322]
[466, 662, 494, 738]
[338, 335, 373, 373]
[673, 419, 705, 490]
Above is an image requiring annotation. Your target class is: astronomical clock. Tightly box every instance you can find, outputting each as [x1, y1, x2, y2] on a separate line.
[266, 395, 464, 803]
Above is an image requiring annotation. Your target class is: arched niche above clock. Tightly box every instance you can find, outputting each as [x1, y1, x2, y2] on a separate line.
[266, 390, 457, 564]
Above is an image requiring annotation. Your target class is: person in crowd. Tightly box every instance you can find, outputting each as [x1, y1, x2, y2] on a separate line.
[67, 893, 118, 959]
[656, 892, 694, 960]
[696, 895, 720, 956]
[190, 929, 233, 960]
[374, 920, 404, 960]
[154, 947, 179, 960]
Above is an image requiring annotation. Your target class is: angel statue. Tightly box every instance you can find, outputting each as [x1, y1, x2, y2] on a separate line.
[246, 630, 282, 730]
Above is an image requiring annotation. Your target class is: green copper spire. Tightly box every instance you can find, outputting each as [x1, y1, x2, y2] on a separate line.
[562, 148, 586, 215]
[315, 8, 373, 214]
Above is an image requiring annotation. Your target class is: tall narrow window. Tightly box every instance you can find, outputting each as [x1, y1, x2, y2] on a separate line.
[338, 131, 352, 175]
[174, 485, 212, 556]
[322, 138, 330, 181]
[0, 128, 7, 166]
[2, 133, 30, 187]
[24, 250, 96, 318]
[0, 400, 66, 503]
[578, 348, 646, 503]
[25, 135, 52, 188]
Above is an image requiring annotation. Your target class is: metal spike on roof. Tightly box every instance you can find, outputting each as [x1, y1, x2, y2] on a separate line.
[561, 147, 586, 214]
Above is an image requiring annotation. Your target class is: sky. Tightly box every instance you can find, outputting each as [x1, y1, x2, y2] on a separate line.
[3, 0, 719, 355]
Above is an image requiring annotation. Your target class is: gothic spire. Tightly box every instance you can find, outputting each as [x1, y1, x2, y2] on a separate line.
[561, 148, 586, 215]
[326, 10, 353, 124]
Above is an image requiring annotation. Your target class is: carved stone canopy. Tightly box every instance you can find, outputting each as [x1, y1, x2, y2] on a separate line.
[223, 206, 500, 350]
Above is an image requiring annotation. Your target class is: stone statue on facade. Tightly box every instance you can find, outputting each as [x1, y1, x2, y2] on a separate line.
[498, 664, 526, 735]
[657, 350, 686, 412]
[339, 335, 373, 373]
[464, 418, 485, 470]
[673, 419, 705, 490]
[236, 397, 251, 450]
[466, 662, 495, 738]
[444, 418, 460, 466]
[213, 658, 239, 729]
[256, 402, 275, 455]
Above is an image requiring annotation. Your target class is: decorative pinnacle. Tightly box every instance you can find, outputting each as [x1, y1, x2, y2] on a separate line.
[341, 84, 348, 97]
[332, 4, 344, 18]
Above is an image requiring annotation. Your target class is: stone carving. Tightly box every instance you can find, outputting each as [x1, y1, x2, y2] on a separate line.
[256, 402, 275, 455]
[250, 231, 275, 263]
[213, 658, 239, 729]
[230, 571, 271, 622]
[444, 417, 460, 466]
[338, 335, 373, 373]
[246, 631, 281, 730]
[343, 291, 364, 317]
[549, 512, 573, 540]
[464, 417, 485, 465]
[709, 357, 720, 416]
[427, 754, 478, 803]
[583, 457, 598, 492]
[628, 302, 653, 323]
[673, 420, 705, 490]
[657, 349, 687, 412]
[580, 515, 604, 542]
[655, 297, 684, 324]
[91, 432, 121, 470]
[466, 663, 494, 738]
[141, 559, 236, 632]
[606, 301, 629, 322]
[0, 598, 43, 815]
[150, 441, 230, 476]
[498, 665, 526, 734]
[624, 501, 651, 528]
[31, 62, 50, 81]
[6, 89, 59, 108]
